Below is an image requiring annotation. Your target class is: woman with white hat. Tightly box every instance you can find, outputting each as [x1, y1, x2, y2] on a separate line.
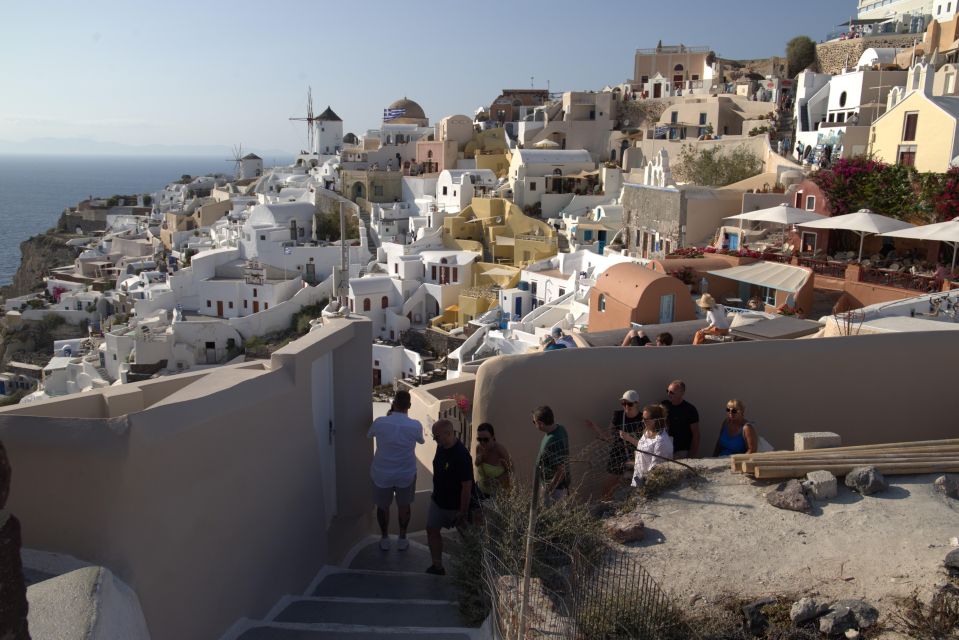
[584, 390, 645, 499]
[692, 293, 730, 345]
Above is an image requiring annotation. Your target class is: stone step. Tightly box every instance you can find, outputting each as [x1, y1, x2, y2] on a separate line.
[232, 620, 473, 640]
[344, 535, 458, 573]
[271, 597, 468, 628]
[311, 569, 453, 601]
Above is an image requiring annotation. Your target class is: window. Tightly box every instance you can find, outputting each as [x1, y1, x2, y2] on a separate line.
[394, 263, 398, 274]
[349, 299, 354, 311]
[381, 296, 389, 309]
[452, 267, 458, 282]
[243, 300, 248, 308]
[805, 195, 816, 210]
[839, 91, 847, 107]
[898, 145, 917, 166]
[442, 186, 448, 195]
[670, 111, 678, 123]
[374, 185, 384, 196]
[228, 301, 234, 309]
[763, 287, 776, 306]
[206, 300, 211, 307]
[598, 293, 607, 312]
[641, 75, 649, 84]
[531, 282, 538, 295]
[260, 235, 266, 240]
[264, 303, 268, 310]
[530, 181, 536, 191]
[698, 113, 707, 125]
[559, 288, 566, 296]
[431, 265, 437, 280]
[837, 112, 845, 123]
[253, 289, 257, 298]
[674, 64, 684, 71]
[903, 112, 918, 141]
[363, 298, 371, 311]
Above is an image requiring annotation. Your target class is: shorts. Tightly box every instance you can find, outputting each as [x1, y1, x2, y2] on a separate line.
[372, 477, 416, 509]
[427, 500, 462, 529]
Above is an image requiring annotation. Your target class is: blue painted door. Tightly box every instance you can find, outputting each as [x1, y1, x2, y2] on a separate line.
[598, 230, 607, 253]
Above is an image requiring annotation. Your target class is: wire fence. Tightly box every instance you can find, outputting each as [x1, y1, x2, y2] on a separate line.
[453, 430, 694, 640]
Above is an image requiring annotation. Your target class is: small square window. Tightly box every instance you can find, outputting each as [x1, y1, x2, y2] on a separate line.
[228, 301, 234, 309]
[206, 300, 211, 307]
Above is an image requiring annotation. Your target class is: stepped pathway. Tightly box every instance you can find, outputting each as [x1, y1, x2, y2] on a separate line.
[222, 533, 483, 640]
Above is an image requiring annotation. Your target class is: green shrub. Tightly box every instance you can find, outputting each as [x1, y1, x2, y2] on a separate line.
[40, 313, 66, 330]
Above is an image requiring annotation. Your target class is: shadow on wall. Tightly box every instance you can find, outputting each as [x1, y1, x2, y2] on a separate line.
[0, 317, 374, 640]
[470, 332, 959, 488]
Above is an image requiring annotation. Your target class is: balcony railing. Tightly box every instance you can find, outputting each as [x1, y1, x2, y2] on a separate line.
[859, 267, 939, 293]
[798, 257, 848, 279]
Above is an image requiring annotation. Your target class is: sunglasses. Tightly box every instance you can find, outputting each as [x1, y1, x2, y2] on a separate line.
[621, 400, 636, 406]
[477, 437, 490, 443]
[726, 408, 739, 414]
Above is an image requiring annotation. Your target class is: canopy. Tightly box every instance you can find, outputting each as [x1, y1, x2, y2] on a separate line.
[533, 138, 560, 148]
[708, 261, 811, 293]
[799, 208, 914, 260]
[725, 204, 826, 226]
[879, 218, 959, 269]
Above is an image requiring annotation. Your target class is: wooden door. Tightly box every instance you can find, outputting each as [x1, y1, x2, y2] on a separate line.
[216, 301, 223, 316]
[253, 301, 259, 313]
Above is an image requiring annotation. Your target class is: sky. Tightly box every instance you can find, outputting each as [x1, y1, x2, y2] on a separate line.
[0, 0, 855, 156]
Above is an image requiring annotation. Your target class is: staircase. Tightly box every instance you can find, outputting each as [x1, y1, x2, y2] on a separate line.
[221, 534, 484, 640]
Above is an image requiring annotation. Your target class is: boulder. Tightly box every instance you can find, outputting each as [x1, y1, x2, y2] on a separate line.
[790, 596, 829, 624]
[831, 599, 879, 629]
[946, 548, 959, 573]
[766, 479, 811, 513]
[803, 470, 838, 500]
[741, 597, 776, 634]
[0, 511, 30, 640]
[819, 606, 858, 636]
[604, 511, 645, 544]
[844, 466, 888, 495]
[934, 474, 959, 500]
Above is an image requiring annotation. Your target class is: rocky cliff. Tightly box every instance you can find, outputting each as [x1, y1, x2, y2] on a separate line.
[1, 232, 77, 299]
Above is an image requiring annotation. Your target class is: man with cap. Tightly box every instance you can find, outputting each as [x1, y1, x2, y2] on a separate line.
[585, 389, 645, 499]
[551, 326, 577, 349]
[692, 293, 730, 345]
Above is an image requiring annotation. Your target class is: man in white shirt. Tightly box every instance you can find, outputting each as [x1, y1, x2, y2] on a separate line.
[368, 391, 424, 550]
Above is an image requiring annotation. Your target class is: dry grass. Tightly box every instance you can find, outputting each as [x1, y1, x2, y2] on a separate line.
[893, 584, 959, 639]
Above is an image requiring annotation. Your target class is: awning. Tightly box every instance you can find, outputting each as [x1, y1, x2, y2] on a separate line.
[837, 18, 891, 26]
[708, 262, 810, 293]
[549, 171, 599, 180]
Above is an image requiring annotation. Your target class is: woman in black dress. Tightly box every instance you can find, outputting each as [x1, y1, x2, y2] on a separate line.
[585, 389, 645, 499]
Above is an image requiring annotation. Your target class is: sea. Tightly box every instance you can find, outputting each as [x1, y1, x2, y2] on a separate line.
[0, 154, 266, 287]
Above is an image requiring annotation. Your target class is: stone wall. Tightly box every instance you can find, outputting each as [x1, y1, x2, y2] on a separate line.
[621, 184, 683, 251]
[816, 35, 918, 74]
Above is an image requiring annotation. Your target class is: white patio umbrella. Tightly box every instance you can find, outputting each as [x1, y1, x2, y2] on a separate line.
[533, 138, 560, 149]
[724, 204, 827, 226]
[879, 217, 959, 270]
[798, 208, 914, 261]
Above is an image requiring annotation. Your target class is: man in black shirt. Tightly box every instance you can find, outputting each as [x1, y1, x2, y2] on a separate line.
[426, 419, 473, 575]
[662, 379, 700, 459]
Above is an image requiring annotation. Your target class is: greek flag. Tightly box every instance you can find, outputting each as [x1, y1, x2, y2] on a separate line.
[283, 246, 293, 255]
[383, 107, 407, 121]
[654, 125, 669, 139]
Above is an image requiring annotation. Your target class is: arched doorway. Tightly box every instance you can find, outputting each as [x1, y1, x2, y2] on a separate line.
[351, 182, 366, 200]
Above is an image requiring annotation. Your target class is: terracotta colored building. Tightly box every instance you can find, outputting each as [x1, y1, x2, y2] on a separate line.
[588, 262, 698, 332]
[489, 89, 550, 124]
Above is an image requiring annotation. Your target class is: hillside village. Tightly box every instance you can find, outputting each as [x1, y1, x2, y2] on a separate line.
[2, 1, 959, 639]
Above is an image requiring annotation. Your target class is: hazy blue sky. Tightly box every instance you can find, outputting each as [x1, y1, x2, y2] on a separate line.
[1, 0, 854, 155]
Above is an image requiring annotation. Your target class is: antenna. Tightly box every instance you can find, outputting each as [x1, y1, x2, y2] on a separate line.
[288, 86, 316, 153]
[225, 144, 243, 179]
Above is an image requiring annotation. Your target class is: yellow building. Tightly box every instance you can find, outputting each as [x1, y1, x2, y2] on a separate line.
[464, 128, 511, 177]
[443, 198, 557, 267]
[869, 86, 959, 173]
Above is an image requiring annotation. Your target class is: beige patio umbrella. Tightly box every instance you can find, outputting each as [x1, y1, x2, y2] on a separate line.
[533, 138, 560, 149]
[799, 208, 914, 261]
[879, 217, 959, 270]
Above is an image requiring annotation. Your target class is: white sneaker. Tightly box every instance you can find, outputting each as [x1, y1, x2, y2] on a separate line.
[379, 537, 391, 550]
[396, 537, 409, 550]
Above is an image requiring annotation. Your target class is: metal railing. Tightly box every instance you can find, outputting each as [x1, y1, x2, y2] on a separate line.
[859, 267, 939, 292]
[798, 257, 848, 278]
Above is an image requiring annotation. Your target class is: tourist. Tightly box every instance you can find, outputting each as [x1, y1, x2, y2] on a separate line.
[618, 404, 673, 487]
[934, 262, 949, 289]
[541, 334, 566, 351]
[713, 399, 758, 456]
[662, 380, 700, 459]
[621, 328, 651, 346]
[474, 423, 512, 500]
[367, 390, 424, 550]
[653, 332, 673, 346]
[692, 293, 730, 345]
[426, 419, 474, 576]
[585, 390, 645, 499]
[551, 326, 577, 349]
[533, 405, 570, 505]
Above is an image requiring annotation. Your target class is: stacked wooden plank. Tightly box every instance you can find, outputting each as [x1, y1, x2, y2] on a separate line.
[730, 438, 959, 479]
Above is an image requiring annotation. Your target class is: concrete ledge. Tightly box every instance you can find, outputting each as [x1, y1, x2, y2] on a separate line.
[794, 432, 841, 452]
[27, 566, 150, 640]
